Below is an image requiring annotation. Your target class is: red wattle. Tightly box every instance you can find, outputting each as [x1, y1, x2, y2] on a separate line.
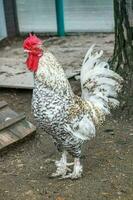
[26, 49, 43, 72]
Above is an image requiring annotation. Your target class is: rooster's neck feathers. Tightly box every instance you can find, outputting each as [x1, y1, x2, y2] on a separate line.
[36, 51, 74, 97]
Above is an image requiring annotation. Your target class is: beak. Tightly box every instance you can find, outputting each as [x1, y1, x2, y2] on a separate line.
[24, 49, 31, 53]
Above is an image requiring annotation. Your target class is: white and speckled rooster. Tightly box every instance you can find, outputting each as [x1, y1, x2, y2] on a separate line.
[23, 34, 123, 179]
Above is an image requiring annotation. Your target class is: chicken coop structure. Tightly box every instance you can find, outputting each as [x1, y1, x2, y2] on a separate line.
[0, 0, 133, 39]
[0, 0, 114, 39]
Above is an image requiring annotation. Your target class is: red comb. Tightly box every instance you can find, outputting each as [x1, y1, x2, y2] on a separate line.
[23, 33, 43, 50]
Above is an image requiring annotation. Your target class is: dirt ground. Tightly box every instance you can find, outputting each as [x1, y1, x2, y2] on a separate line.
[0, 34, 133, 200]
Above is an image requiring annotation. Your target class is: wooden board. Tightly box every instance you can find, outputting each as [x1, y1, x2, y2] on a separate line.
[0, 58, 34, 89]
[0, 101, 36, 151]
[0, 55, 79, 89]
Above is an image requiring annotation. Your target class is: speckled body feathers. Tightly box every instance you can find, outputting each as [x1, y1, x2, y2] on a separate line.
[32, 47, 123, 157]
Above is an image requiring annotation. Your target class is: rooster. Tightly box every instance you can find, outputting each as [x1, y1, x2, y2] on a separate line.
[23, 34, 123, 179]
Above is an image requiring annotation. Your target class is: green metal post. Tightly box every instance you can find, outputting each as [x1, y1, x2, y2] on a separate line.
[55, 0, 65, 36]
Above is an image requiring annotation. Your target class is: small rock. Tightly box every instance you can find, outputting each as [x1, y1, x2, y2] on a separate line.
[117, 191, 122, 195]
[4, 46, 11, 50]
[17, 163, 24, 168]
[56, 196, 65, 200]
[25, 190, 34, 195]
[4, 190, 9, 193]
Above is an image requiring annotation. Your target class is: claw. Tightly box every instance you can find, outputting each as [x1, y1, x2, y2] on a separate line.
[50, 153, 83, 179]
[60, 173, 82, 180]
[59, 158, 83, 179]
[51, 172, 62, 177]
[66, 162, 74, 166]
[51, 151, 74, 178]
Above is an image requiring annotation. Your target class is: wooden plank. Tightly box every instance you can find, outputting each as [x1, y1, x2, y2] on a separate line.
[0, 106, 18, 123]
[0, 101, 8, 109]
[0, 61, 34, 89]
[0, 125, 36, 151]
[0, 130, 19, 149]
[0, 131, 16, 147]
[0, 101, 36, 151]
[0, 113, 25, 131]
[9, 120, 36, 139]
[0, 122, 36, 150]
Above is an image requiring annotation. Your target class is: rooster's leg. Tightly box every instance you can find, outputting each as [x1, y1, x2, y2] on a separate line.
[51, 151, 73, 177]
[61, 158, 83, 179]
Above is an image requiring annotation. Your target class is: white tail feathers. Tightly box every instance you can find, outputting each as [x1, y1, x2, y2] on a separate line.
[81, 45, 123, 117]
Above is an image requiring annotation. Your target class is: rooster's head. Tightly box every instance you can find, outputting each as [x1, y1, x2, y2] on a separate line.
[23, 33, 43, 72]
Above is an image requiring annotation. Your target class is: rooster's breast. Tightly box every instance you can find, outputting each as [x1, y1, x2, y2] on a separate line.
[32, 79, 71, 133]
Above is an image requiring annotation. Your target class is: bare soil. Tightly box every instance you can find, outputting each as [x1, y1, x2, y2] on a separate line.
[0, 34, 133, 200]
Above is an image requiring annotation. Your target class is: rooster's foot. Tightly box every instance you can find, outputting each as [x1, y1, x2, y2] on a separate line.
[51, 163, 72, 177]
[51, 161, 74, 177]
[51, 151, 74, 177]
[60, 158, 83, 179]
